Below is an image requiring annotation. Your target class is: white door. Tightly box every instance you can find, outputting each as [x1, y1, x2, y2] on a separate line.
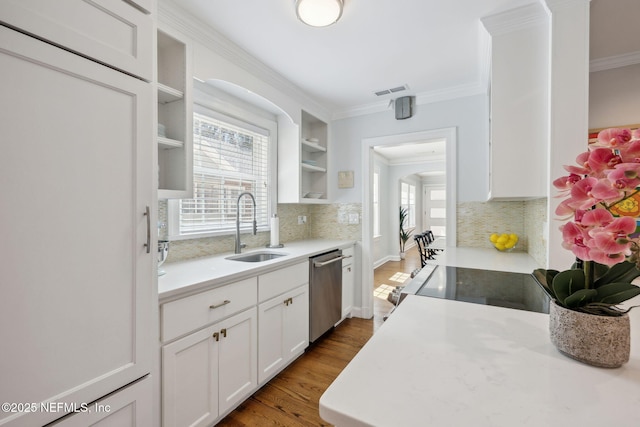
[283, 285, 310, 360]
[162, 326, 219, 427]
[0, 26, 153, 427]
[49, 377, 152, 427]
[0, 0, 153, 80]
[258, 296, 287, 384]
[218, 308, 258, 415]
[423, 185, 447, 237]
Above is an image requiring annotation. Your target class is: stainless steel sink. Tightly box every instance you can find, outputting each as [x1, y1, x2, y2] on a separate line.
[226, 251, 288, 262]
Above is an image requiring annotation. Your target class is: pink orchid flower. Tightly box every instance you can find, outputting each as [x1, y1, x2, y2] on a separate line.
[560, 222, 591, 260]
[586, 147, 621, 176]
[595, 128, 632, 148]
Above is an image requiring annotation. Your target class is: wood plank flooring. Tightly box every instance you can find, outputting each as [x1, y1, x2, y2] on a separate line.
[216, 247, 421, 426]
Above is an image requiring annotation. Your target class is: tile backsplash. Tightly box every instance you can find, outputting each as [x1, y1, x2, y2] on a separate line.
[457, 198, 547, 267]
[160, 198, 546, 266]
[159, 201, 362, 263]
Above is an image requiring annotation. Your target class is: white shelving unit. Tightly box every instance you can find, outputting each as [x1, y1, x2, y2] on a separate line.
[157, 27, 192, 199]
[278, 110, 329, 203]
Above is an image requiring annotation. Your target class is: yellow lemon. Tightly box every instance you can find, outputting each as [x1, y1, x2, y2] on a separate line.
[497, 235, 508, 244]
[509, 233, 519, 242]
[495, 242, 506, 251]
[505, 240, 516, 249]
[490, 233, 499, 243]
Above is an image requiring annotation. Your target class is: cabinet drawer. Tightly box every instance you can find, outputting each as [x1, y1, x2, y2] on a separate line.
[259, 262, 308, 302]
[342, 247, 354, 266]
[161, 277, 257, 342]
[0, 0, 153, 81]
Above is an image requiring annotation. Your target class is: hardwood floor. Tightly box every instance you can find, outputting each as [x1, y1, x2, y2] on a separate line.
[216, 317, 374, 426]
[216, 247, 421, 426]
[372, 245, 421, 330]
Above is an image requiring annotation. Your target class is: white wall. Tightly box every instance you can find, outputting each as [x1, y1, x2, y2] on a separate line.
[330, 94, 489, 204]
[589, 63, 640, 129]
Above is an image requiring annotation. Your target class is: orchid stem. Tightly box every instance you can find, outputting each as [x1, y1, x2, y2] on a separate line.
[584, 260, 595, 289]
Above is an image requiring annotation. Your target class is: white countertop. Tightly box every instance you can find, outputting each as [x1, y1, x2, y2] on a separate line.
[158, 239, 353, 302]
[426, 245, 541, 273]
[320, 293, 640, 426]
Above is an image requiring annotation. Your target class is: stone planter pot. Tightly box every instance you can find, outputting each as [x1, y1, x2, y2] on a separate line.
[549, 301, 630, 368]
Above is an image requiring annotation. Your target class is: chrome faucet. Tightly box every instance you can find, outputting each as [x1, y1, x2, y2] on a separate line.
[235, 192, 257, 254]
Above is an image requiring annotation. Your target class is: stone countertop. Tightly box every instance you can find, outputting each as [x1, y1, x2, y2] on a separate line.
[158, 239, 354, 303]
[426, 245, 542, 273]
[320, 294, 640, 427]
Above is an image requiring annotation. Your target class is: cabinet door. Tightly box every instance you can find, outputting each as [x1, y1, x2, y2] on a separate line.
[0, 0, 153, 80]
[284, 284, 310, 360]
[50, 377, 152, 427]
[258, 295, 287, 384]
[0, 26, 153, 427]
[218, 308, 258, 416]
[342, 264, 354, 318]
[162, 326, 219, 427]
[258, 285, 309, 384]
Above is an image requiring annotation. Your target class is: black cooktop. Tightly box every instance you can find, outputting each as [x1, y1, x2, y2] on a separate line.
[414, 265, 550, 314]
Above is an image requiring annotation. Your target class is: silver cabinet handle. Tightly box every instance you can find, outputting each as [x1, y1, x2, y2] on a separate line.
[144, 206, 150, 254]
[210, 300, 231, 309]
[313, 255, 348, 268]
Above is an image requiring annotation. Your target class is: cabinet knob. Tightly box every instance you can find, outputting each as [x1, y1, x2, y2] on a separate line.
[213, 332, 219, 342]
[221, 328, 227, 338]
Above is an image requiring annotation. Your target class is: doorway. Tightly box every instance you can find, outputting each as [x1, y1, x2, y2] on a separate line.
[360, 128, 457, 319]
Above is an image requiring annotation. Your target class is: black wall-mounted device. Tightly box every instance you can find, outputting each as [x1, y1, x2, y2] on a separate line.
[395, 96, 413, 120]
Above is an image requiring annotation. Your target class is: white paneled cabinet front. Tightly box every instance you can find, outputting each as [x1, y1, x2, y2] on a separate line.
[0, 0, 153, 81]
[341, 247, 355, 319]
[258, 284, 309, 384]
[162, 307, 257, 427]
[49, 377, 153, 427]
[0, 25, 153, 427]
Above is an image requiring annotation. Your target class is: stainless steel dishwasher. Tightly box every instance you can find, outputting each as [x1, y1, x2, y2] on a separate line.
[309, 249, 344, 342]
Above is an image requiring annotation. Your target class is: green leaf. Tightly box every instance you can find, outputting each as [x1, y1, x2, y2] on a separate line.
[552, 269, 586, 303]
[564, 289, 597, 308]
[596, 283, 640, 305]
[594, 261, 640, 287]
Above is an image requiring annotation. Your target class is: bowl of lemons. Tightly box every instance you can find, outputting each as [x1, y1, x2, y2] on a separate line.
[490, 233, 518, 252]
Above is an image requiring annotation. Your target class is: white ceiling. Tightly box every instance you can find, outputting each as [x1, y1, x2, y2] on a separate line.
[173, 0, 536, 115]
[173, 0, 638, 116]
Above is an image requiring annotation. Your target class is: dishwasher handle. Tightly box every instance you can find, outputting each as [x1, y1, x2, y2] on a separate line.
[313, 254, 352, 268]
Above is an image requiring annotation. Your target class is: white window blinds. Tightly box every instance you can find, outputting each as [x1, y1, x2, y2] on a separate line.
[178, 110, 270, 235]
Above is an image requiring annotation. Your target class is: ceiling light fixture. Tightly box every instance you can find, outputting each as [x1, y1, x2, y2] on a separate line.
[295, 0, 343, 27]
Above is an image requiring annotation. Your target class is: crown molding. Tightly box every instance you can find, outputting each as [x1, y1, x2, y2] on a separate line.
[158, 0, 332, 120]
[590, 50, 640, 73]
[481, 2, 549, 36]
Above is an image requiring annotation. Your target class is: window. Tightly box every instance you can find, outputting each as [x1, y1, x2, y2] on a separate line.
[169, 105, 274, 238]
[373, 168, 380, 237]
[400, 182, 416, 228]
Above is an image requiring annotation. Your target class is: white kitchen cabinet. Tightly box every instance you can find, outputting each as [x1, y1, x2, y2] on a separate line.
[341, 247, 355, 319]
[49, 377, 152, 427]
[278, 110, 330, 203]
[258, 284, 310, 384]
[0, 24, 154, 427]
[157, 25, 193, 199]
[162, 307, 258, 427]
[482, 3, 548, 200]
[0, 0, 153, 81]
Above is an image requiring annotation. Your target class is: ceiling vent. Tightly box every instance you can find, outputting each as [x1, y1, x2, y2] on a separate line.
[374, 84, 408, 97]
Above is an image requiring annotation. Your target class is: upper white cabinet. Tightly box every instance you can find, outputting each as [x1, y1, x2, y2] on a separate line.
[0, 0, 153, 81]
[278, 110, 329, 203]
[157, 26, 193, 199]
[482, 3, 549, 200]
